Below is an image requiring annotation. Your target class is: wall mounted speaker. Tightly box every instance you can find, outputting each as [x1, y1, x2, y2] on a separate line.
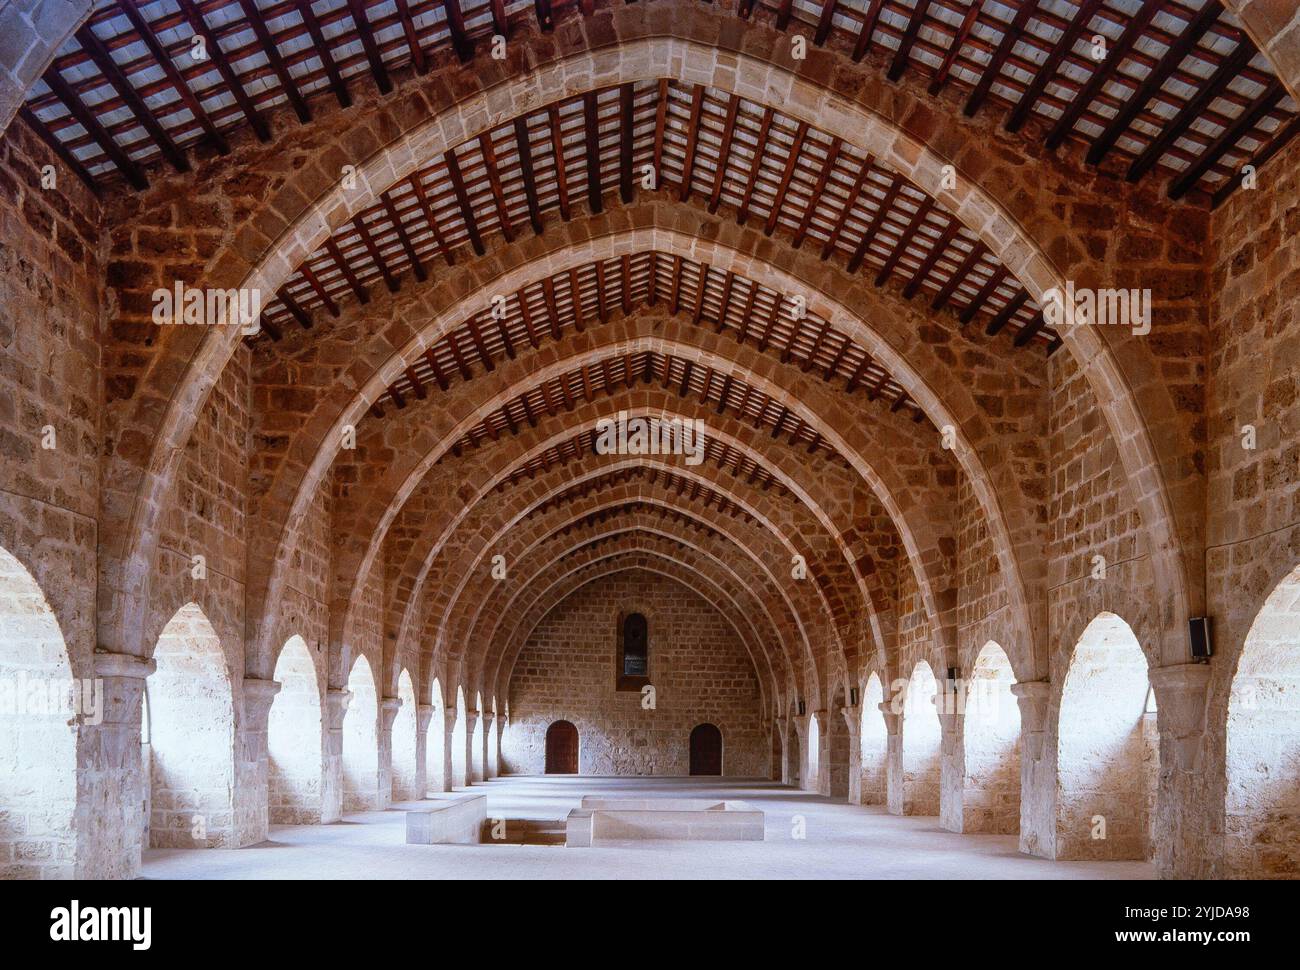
[849, 687, 859, 707]
[1189, 616, 1213, 659]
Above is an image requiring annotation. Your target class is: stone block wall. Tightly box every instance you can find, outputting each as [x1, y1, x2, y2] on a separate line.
[504, 569, 766, 776]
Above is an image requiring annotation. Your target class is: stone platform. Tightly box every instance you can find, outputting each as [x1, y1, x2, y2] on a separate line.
[565, 795, 764, 846]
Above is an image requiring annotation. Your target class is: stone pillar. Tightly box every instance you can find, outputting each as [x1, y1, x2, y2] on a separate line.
[234, 677, 280, 847]
[1149, 663, 1211, 879]
[378, 697, 400, 809]
[75, 652, 155, 879]
[791, 715, 808, 790]
[415, 704, 434, 796]
[1010, 680, 1053, 858]
[842, 707, 863, 804]
[463, 709, 480, 786]
[322, 689, 351, 823]
[441, 709, 458, 790]
[481, 711, 496, 779]
[880, 701, 904, 816]
[774, 719, 789, 784]
[936, 679, 963, 833]
[493, 714, 507, 776]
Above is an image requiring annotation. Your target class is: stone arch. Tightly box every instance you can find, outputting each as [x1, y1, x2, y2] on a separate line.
[328, 319, 945, 689]
[1224, 562, 1300, 877]
[341, 655, 380, 812]
[1056, 612, 1158, 861]
[453, 474, 825, 695]
[490, 534, 780, 709]
[806, 712, 821, 793]
[481, 514, 787, 705]
[391, 668, 419, 801]
[146, 603, 235, 849]
[0, 2, 93, 140]
[897, 660, 941, 817]
[951, 641, 1020, 835]
[268, 634, 323, 824]
[0, 544, 78, 878]
[121, 33, 1191, 688]
[859, 672, 888, 806]
[1221, 1, 1300, 101]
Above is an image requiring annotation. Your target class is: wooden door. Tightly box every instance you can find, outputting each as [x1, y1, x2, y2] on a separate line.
[545, 720, 579, 774]
[689, 723, 723, 776]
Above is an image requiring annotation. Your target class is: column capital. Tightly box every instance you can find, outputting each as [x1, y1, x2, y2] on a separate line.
[240, 677, 281, 724]
[416, 703, 436, 732]
[876, 700, 901, 735]
[1010, 680, 1052, 761]
[380, 696, 401, 731]
[1149, 663, 1211, 771]
[93, 650, 155, 680]
[325, 688, 352, 729]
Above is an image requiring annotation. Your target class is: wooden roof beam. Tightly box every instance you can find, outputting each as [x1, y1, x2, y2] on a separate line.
[348, 0, 395, 91]
[444, 149, 486, 255]
[583, 91, 604, 213]
[237, 0, 311, 122]
[1087, 2, 1223, 166]
[964, 0, 1038, 118]
[118, 2, 229, 155]
[294, 0, 352, 108]
[888, 0, 933, 82]
[1005, 0, 1105, 134]
[40, 68, 146, 189]
[74, 23, 189, 172]
[1045, 2, 1161, 151]
[178, 0, 270, 141]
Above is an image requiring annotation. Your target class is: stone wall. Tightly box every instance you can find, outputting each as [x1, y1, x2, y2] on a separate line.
[504, 569, 766, 776]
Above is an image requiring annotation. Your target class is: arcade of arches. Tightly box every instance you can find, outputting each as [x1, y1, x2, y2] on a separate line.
[0, 0, 1297, 881]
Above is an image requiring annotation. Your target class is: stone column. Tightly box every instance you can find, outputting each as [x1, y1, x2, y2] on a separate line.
[378, 697, 400, 809]
[322, 689, 351, 823]
[493, 714, 507, 777]
[1010, 680, 1052, 858]
[234, 677, 280, 847]
[842, 707, 863, 804]
[441, 708, 458, 790]
[791, 715, 808, 791]
[1149, 663, 1211, 878]
[880, 701, 904, 816]
[463, 709, 480, 786]
[415, 703, 434, 797]
[75, 652, 155, 879]
[936, 679, 964, 833]
[481, 711, 496, 779]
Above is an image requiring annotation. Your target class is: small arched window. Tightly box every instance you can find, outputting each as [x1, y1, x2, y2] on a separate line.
[617, 611, 649, 690]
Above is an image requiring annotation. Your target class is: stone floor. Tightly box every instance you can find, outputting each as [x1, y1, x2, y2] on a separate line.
[142, 776, 1154, 880]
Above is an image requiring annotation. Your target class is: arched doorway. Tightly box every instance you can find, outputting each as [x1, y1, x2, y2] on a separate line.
[341, 655, 380, 812]
[899, 661, 941, 816]
[1225, 563, 1300, 877]
[806, 712, 821, 792]
[391, 669, 418, 801]
[0, 545, 77, 878]
[957, 642, 1021, 834]
[1057, 612, 1156, 860]
[147, 603, 235, 848]
[267, 635, 323, 823]
[689, 723, 723, 775]
[859, 673, 887, 805]
[545, 720, 579, 774]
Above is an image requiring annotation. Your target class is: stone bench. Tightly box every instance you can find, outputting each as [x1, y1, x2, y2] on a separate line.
[400, 793, 488, 845]
[566, 797, 764, 846]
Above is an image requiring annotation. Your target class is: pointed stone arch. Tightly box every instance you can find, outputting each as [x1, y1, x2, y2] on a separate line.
[268, 634, 323, 824]
[0, 543, 78, 878]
